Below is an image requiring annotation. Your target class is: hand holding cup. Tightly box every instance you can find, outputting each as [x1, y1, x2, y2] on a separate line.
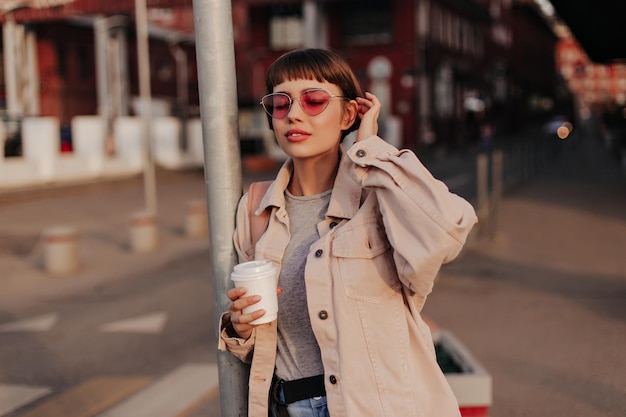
[226, 260, 279, 339]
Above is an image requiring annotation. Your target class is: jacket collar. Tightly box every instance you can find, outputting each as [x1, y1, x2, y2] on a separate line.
[254, 146, 362, 220]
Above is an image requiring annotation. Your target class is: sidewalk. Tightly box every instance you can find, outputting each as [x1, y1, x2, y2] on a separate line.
[0, 165, 282, 313]
[0, 169, 220, 312]
[424, 134, 626, 417]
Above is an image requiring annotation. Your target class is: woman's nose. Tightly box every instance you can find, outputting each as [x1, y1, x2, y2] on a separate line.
[286, 97, 305, 119]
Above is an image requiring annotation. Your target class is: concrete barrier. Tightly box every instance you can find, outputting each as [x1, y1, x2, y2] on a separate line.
[43, 226, 80, 275]
[111, 116, 144, 175]
[186, 118, 204, 166]
[71, 115, 107, 176]
[152, 117, 186, 169]
[1, 115, 204, 191]
[184, 200, 208, 238]
[0, 158, 41, 188]
[130, 211, 158, 253]
[151, 117, 205, 170]
[21, 116, 60, 182]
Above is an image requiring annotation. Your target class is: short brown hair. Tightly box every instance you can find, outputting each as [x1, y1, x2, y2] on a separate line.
[264, 48, 363, 139]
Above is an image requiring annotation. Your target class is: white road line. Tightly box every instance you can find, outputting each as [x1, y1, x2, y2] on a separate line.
[95, 363, 219, 417]
[0, 384, 52, 416]
[0, 313, 58, 333]
[100, 312, 168, 334]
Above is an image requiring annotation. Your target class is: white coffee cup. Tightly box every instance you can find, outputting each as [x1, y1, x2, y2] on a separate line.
[231, 260, 278, 325]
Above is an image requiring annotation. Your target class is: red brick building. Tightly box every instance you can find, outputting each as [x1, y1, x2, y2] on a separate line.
[232, 0, 560, 150]
[1, 0, 562, 152]
[0, 0, 197, 129]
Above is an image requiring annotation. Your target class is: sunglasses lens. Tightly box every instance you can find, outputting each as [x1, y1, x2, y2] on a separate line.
[300, 90, 331, 116]
[262, 94, 290, 118]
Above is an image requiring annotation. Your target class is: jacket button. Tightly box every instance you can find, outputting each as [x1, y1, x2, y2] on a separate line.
[315, 249, 323, 257]
[329, 221, 338, 229]
[329, 375, 337, 384]
[318, 310, 328, 320]
[356, 149, 366, 158]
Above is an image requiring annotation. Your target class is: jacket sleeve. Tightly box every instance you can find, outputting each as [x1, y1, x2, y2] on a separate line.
[233, 192, 255, 263]
[346, 136, 478, 297]
[217, 311, 256, 363]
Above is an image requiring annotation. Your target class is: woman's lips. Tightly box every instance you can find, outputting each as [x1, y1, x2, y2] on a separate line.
[285, 129, 311, 142]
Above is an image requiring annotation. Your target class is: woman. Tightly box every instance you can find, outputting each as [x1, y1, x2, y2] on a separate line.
[219, 48, 478, 417]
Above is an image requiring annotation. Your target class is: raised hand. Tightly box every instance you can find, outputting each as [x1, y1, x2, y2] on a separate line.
[355, 92, 381, 142]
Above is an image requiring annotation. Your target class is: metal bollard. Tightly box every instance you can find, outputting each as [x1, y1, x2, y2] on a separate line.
[130, 211, 158, 253]
[185, 200, 208, 238]
[44, 226, 80, 275]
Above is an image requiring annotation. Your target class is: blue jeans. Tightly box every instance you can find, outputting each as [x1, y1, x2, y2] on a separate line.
[270, 385, 330, 417]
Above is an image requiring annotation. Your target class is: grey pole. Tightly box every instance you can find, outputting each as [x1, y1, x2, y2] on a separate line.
[476, 153, 489, 237]
[3, 17, 19, 117]
[94, 17, 110, 125]
[191, 1, 248, 416]
[303, 0, 320, 48]
[134, 0, 158, 215]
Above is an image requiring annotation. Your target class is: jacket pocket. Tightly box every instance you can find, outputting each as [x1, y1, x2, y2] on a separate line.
[332, 218, 401, 303]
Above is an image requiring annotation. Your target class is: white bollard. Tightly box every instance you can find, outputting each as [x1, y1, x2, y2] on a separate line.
[130, 211, 158, 253]
[43, 226, 80, 275]
[185, 200, 208, 238]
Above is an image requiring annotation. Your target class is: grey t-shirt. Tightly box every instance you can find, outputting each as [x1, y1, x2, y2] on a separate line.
[274, 188, 332, 381]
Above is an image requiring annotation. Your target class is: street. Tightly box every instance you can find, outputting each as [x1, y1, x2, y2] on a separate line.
[0, 169, 225, 417]
[0, 250, 221, 417]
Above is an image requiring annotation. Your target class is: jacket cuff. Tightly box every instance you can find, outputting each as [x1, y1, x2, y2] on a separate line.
[347, 135, 399, 166]
[218, 312, 254, 351]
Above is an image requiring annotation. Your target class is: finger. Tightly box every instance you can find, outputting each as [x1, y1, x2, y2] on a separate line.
[227, 287, 247, 301]
[231, 294, 261, 312]
[364, 91, 379, 102]
[237, 309, 267, 325]
[362, 92, 381, 109]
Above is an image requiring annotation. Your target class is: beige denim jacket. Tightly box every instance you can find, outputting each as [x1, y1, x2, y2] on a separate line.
[219, 136, 478, 417]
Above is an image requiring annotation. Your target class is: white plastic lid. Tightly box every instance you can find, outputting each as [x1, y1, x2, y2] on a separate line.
[231, 260, 275, 280]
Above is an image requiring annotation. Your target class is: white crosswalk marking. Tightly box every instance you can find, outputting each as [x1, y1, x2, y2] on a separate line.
[95, 363, 219, 417]
[1, 363, 219, 417]
[100, 312, 168, 334]
[0, 384, 52, 416]
[0, 313, 58, 333]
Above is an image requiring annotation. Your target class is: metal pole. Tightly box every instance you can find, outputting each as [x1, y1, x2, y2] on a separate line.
[489, 150, 503, 239]
[3, 17, 19, 117]
[94, 17, 110, 130]
[476, 153, 489, 237]
[170, 43, 189, 150]
[134, 0, 157, 215]
[303, 0, 319, 48]
[25, 28, 39, 115]
[191, 1, 247, 416]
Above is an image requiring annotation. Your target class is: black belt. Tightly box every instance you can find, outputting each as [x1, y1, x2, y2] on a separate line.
[271, 374, 326, 405]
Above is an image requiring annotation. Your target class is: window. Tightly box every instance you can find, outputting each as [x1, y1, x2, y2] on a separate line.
[57, 43, 67, 79]
[340, 0, 392, 44]
[269, 4, 303, 50]
[77, 45, 91, 80]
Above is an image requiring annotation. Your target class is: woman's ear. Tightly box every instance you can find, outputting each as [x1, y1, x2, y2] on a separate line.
[341, 100, 359, 130]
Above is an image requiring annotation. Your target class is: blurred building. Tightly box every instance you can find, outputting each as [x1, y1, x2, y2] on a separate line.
[0, 0, 565, 155]
[0, 0, 197, 132]
[233, 0, 562, 151]
[557, 36, 626, 112]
